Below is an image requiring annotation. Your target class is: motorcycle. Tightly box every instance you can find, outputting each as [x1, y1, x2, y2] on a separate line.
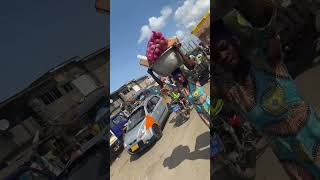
[171, 96, 193, 120]
[211, 102, 260, 180]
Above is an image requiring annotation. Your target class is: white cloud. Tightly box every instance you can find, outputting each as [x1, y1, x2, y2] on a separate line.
[138, 6, 173, 43]
[161, 6, 173, 17]
[174, 0, 209, 29]
[137, 54, 147, 60]
[176, 30, 185, 40]
[138, 25, 152, 44]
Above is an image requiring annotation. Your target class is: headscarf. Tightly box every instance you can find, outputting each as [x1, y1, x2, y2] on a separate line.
[171, 68, 183, 81]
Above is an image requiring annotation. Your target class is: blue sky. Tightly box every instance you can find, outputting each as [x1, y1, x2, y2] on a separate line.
[110, 0, 209, 92]
[0, 1, 108, 102]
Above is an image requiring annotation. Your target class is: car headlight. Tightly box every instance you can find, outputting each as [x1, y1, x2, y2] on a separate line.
[138, 127, 146, 139]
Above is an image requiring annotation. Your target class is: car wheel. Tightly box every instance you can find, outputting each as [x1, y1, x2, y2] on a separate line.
[152, 125, 162, 140]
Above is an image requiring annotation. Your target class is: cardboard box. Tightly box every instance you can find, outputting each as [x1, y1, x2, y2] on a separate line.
[139, 58, 149, 67]
[167, 36, 179, 47]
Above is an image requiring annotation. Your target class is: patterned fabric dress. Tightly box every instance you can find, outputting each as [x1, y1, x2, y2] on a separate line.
[186, 79, 210, 116]
[220, 8, 320, 179]
[233, 48, 320, 180]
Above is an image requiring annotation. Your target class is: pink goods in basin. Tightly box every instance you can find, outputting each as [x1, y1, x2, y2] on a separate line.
[146, 31, 168, 64]
[150, 47, 183, 76]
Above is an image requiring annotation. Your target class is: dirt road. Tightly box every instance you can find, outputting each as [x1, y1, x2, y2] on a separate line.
[111, 68, 320, 180]
[110, 84, 211, 180]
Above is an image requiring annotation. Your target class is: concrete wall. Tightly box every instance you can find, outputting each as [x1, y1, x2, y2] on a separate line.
[0, 49, 108, 177]
[82, 51, 108, 87]
[0, 117, 41, 162]
[28, 79, 84, 124]
[28, 63, 100, 124]
[119, 90, 136, 102]
[137, 79, 149, 89]
[28, 53, 107, 125]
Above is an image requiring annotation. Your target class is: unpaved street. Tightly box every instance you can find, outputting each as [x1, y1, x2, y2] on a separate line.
[110, 84, 211, 180]
[110, 68, 320, 180]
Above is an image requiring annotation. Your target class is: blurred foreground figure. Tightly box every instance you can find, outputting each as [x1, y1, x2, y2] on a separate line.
[213, 0, 320, 179]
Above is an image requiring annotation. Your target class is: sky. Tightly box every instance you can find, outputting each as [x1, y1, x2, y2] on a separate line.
[0, 1, 109, 102]
[110, 0, 209, 92]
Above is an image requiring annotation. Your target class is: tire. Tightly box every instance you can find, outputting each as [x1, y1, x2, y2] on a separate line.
[152, 124, 162, 140]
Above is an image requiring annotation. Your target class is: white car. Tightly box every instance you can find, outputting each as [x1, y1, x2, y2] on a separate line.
[123, 95, 169, 155]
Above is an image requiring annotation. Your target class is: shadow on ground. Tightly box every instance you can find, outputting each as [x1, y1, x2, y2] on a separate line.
[169, 113, 190, 128]
[163, 131, 210, 169]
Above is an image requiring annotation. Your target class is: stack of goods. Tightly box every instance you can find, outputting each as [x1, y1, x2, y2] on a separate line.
[146, 31, 168, 64]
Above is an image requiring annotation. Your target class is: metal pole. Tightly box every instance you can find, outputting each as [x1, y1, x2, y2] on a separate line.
[188, 43, 193, 51]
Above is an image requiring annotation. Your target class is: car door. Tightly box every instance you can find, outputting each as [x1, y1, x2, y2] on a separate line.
[146, 97, 159, 124]
[155, 96, 167, 124]
[148, 96, 166, 124]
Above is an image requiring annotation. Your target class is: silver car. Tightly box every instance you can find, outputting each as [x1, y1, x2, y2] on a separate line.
[123, 95, 169, 155]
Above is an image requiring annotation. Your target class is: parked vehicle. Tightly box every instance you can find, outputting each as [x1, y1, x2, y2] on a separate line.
[110, 130, 122, 153]
[132, 86, 161, 102]
[110, 112, 128, 140]
[123, 95, 169, 155]
[168, 85, 193, 119]
[147, 86, 161, 96]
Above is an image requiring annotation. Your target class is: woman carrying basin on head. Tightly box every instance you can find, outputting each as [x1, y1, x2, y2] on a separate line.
[169, 43, 224, 129]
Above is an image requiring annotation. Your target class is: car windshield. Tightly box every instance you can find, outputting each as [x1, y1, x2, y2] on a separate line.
[127, 107, 145, 131]
[112, 115, 126, 125]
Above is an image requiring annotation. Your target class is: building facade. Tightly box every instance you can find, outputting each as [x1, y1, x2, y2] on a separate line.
[0, 47, 108, 177]
[110, 75, 151, 116]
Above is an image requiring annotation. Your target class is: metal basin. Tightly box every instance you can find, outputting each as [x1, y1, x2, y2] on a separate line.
[151, 47, 183, 76]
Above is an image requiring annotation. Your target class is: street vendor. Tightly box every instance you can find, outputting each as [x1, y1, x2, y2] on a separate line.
[171, 67, 210, 127]
[212, 1, 320, 178]
[169, 43, 225, 128]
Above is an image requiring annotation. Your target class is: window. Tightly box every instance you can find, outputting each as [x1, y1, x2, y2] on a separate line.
[147, 97, 159, 113]
[147, 101, 154, 113]
[122, 89, 130, 95]
[62, 82, 73, 93]
[112, 115, 126, 125]
[150, 96, 160, 105]
[40, 87, 63, 105]
[127, 108, 145, 131]
[52, 88, 62, 98]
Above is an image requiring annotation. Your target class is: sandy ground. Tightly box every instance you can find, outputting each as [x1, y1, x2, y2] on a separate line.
[111, 66, 320, 180]
[110, 83, 211, 180]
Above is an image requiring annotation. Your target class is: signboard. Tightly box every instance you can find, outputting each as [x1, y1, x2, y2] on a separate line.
[191, 10, 210, 37]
